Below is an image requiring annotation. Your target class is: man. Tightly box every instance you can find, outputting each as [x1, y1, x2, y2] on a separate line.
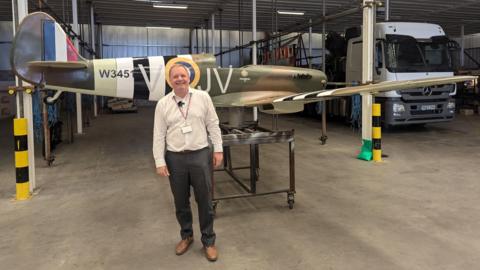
[153, 64, 223, 262]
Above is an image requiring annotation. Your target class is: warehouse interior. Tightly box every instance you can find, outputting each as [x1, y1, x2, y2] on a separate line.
[1, 0, 480, 269]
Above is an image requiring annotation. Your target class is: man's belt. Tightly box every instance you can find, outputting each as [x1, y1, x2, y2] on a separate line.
[169, 147, 209, 154]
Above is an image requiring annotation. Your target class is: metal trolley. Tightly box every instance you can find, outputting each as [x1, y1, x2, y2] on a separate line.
[212, 126, 296, 212]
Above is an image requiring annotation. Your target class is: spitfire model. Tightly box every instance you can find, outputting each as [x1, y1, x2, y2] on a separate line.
[11, 12, 476, 114]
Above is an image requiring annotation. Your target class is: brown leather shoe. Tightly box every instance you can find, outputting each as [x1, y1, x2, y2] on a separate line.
[204, 245, 218, 261]
[175, 236, 193, 255]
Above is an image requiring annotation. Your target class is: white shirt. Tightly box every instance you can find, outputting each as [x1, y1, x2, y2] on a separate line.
[153, 88, 223, 167]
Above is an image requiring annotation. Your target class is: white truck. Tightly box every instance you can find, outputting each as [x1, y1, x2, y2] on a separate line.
[346, 22, 456, 127]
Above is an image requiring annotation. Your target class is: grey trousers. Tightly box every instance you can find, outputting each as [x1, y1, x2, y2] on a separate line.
[165, 147, 216, 247]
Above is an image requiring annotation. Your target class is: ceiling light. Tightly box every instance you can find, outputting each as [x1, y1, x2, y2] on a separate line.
[146, 26, 172, 29]
[134, 0, 162, 2]
[277, 10, 304, 16]
[153, 3, 188, 9]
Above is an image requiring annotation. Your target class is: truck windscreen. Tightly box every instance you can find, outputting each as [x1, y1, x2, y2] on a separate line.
[384, 34, 452, 73]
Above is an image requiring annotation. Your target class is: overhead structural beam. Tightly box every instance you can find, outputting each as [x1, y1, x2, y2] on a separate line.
[215, 6, 361, 57]
[284, 6, 361, 38]
[191, 0, 228, 31]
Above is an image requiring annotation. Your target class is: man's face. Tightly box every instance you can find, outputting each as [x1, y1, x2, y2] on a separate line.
[169, 66, 190, 92]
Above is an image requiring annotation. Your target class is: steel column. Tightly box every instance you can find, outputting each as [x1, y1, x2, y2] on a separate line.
[252, 0, 258, 121]
[359, 0, 376, 160]
[308, 19, 312, 68]
[385, 0, 390, 21]
[321, 0, 327, 144]
[460, 25, 465, 67]
[211, 14, 215, 55]
[12, 0, 36, 192]
[72, 0, 83, 134]
[90, 2, 97, 117]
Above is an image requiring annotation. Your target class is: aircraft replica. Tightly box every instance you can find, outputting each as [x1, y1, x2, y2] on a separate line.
[11, 12, 476, 115]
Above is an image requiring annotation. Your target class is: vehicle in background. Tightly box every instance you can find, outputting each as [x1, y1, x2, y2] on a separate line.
[345, 22, 457, 127]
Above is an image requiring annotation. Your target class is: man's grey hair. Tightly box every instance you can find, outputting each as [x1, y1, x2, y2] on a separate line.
[169, 63, 191, 79]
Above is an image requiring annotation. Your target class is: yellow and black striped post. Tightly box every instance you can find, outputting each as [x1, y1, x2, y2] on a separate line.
[14, 118, 30, 200]
[372, 103, 382, 162]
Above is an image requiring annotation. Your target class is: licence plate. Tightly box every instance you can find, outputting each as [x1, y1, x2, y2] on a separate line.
[420, 105, 436, 111]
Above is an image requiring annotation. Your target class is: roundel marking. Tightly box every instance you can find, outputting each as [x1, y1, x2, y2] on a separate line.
[165, 57, 201, 88]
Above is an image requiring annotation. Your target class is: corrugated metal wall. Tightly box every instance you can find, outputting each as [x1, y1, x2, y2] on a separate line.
[101, 26, 272, 67]
[453, 34, 480, 69]
[0, 21, 13, 71]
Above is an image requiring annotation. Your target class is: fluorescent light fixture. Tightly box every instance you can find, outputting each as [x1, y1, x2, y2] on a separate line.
[277, 10, 304, 16]
[134, 0, 162, 2]
[153, 3, 188, 9]
[146, 26, 172, 29]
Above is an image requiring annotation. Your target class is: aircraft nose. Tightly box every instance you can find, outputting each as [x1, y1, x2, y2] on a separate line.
[311, 69, 327, 87]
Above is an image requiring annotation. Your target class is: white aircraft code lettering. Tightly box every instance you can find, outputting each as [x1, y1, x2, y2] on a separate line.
[197, 66, 233, 93]
[138, 64, 163, 94]
[99, 69, 131, 79]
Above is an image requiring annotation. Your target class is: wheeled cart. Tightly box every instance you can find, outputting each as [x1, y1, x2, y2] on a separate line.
[212, 126, 296, 213]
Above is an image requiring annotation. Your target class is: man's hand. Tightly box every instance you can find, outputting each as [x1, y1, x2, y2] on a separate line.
[156, 166, 170, 177]
[213, 152, 223, 168]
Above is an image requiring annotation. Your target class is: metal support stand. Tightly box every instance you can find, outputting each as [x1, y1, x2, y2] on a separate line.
[320, 0, 328, 145]
[212, 126, 296, 213]
[41, 90, 55, 166]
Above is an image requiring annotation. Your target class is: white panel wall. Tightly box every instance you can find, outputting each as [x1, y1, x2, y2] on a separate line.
[0, 21, 13, 71]
[192, 29, 265, 67]
[453, 33, 480, 69]
[0, 21, 14, 118]
[103, 26, 191, 58]
[459, 33, 480, 49]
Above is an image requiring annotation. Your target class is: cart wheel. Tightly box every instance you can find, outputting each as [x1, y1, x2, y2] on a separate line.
[287, 193, 295, 209]
[288, 199, 294, 209]
[319, 135, 328, 145]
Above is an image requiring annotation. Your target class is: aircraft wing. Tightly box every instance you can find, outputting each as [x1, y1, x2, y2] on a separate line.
[28, 61, 87, 69]
[212, 91, 297, 107]
[274, 76, 476, 103]
[254, 76, 477, 114]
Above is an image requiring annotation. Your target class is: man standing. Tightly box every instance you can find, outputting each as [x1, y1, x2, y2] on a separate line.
[153, 64, 223, 262]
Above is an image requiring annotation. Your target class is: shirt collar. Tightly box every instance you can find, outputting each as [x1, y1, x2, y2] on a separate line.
[173, 87, 193, 100]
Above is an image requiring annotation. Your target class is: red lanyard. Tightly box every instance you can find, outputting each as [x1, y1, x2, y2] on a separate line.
[173, 93, 192, 121]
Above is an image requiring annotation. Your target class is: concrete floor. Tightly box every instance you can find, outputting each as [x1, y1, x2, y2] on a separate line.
[1, 107, 480, 270]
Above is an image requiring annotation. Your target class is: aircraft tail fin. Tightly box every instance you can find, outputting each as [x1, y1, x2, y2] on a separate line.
[11, 11, 85, 85]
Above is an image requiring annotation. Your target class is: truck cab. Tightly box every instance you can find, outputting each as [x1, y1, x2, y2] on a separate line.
[346, 22, 456, 126]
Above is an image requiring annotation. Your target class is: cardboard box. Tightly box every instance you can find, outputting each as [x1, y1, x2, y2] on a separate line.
[459, 108, 474, 116]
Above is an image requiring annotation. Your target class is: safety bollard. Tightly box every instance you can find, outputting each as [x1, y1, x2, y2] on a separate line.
[372, 104, 382, 162]
[14, 118, 30, 200]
